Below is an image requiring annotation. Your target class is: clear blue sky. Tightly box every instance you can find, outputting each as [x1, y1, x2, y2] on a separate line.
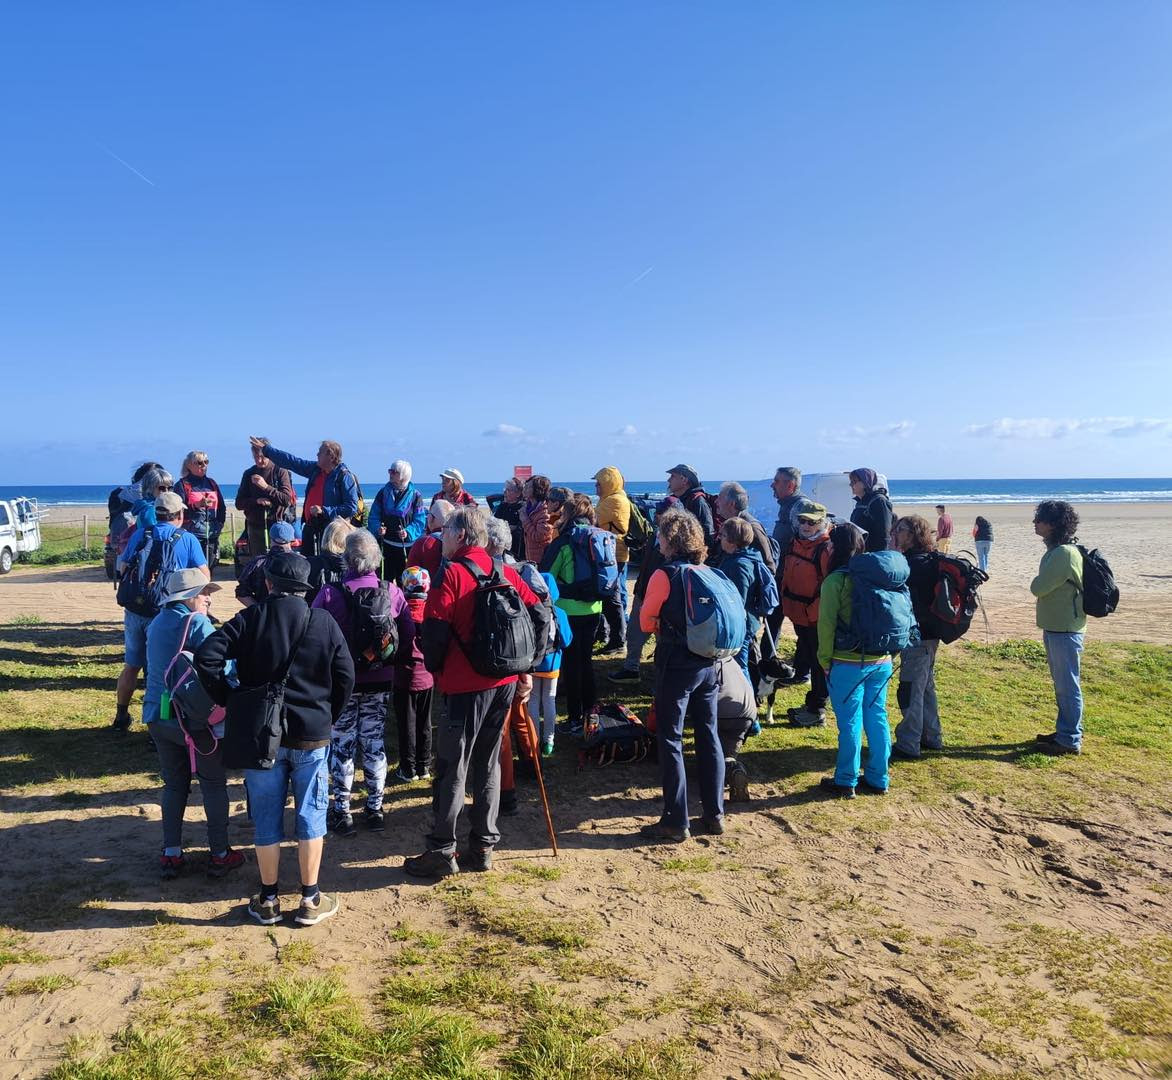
[2, 3, 1170, 485]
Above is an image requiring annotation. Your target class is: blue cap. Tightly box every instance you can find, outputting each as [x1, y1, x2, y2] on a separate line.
[269, 521, 295, 544]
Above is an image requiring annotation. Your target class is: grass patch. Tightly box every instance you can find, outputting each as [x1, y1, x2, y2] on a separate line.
[95, 924, 215, 971]
[440, 881, 593, 952]
[660, 855, 716, 873]
[4, 973, 77, 996]
[0, 927, 51, 968]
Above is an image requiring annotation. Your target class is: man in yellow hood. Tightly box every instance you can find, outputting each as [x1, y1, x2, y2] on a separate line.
[593, 466, 632, 655]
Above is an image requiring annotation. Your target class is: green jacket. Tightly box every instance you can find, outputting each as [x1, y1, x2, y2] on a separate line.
[550, 541, 603, 617]
[816, 571, 892, 670]
[1031, 544, 1085, 632]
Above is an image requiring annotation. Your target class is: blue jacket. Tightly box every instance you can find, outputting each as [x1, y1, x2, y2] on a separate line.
[534, 572, 573, 674]
[144, 603, 217, 726]
[368, 482, 427, 549]
[264, 445, 359, 521]
[717, 546, 762, 636]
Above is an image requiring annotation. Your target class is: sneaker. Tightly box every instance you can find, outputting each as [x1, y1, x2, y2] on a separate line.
[159, 854, 185, 880]
[248, 893, 283, 925]
[857, 778, 888, 796]
[499, 790, 518, 817]
[608, 669, 640, 684]
[598, 643, 626, 657]
[727, 762, 751, 803]
[890, 746, 920, 761]
[1037, 740, 1081, 756]
[207, 848, 245, 878]
[640, 820, 689, 844]
[330, 810, 357, 838]
[1035, 731, 1059, 744]
[692, 815, 725, 836]
[416, 769, 431, 781]
[456, 847, 494, 873]
[819, 776, 856, 800]
[787, 707, 826, 728]
[109, 712, 132, 734]
[403, 850, 458, 879]
[363, 807, 385, 832]
[294, 891, 339, 927]
[392, 768, 416, 784]
[541, 739, 554, 758]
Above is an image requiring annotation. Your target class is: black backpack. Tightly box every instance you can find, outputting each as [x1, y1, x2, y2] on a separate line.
[456, 557, 537, 678]
[922, 553, 988, 644]
[343, 584, 400, 673]
[1078, 546, 1119, 618]
[578, 703, 654, 767]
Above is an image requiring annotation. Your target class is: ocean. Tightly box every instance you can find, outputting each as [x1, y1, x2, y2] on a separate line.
[3, 477, 1171, 507]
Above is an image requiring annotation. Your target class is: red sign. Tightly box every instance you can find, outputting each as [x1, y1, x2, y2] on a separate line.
[513, 465, 533, 482]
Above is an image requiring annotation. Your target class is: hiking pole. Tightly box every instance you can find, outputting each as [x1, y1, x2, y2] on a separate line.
[517, 699, 558, 856]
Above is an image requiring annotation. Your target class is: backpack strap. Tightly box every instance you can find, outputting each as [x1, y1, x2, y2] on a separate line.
[276, 605, 313, 688]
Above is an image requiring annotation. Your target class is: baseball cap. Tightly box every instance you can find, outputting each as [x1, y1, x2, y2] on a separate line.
[440, 467, 464, 485]
[269, 521, 295, 545]
[154, 491, 184, 516]
[797, 503, 828, 522]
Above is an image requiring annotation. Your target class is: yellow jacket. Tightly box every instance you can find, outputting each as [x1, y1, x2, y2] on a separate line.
[593, 466, 631, 563]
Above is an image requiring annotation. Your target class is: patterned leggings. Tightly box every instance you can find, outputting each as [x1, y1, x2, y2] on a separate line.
[330, 690, 389, 813]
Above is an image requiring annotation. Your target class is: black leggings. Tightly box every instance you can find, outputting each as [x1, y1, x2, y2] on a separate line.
[563, 613, 601, 725]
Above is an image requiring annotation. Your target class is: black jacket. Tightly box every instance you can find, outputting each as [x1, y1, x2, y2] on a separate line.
[851, 490, 894, 553]
[194, 593, 355, 747]
[905, 550, 940, 641]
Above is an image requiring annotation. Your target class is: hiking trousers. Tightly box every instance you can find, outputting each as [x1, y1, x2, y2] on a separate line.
[894, 640, 941, 755]
[828, 660, 893, 790]
[427, 682, 516, 856]
[793, 624, 828, 710]
[393, 686, 434, 778]
[654, 662, 723, 829]
[622, 595, 650, 672]
[563, 613, 601, 726]
[600, 562, 629, 649]
[152, 721, 230, 855]
[330, 690, 389, 813]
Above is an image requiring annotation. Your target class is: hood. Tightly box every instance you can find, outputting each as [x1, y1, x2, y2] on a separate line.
[593, 466, 624, 498]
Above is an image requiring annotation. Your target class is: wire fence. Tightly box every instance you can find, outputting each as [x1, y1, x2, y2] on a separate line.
[17, 512, 244, 565]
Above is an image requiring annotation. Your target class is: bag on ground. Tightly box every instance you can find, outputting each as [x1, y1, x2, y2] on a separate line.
[116, 530, 183, 617]
[922, 552, 988, 643]
[835, 551, 919, 656]
[578, 703, 654, 766]
[344, 584, 400, 672]
[457, 557, 538, 678]
[1077, 545, 1120, 618]
[673, 564, 746, 660]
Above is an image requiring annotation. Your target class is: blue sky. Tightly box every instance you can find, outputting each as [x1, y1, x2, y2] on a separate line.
[2, 3, 1170, 485]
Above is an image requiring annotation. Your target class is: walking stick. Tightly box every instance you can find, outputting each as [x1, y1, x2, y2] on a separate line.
[516, 699, 558, 856]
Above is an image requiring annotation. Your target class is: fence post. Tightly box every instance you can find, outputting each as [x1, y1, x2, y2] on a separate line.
[83, 515, 89, 551]
[230, 510, 237, 540]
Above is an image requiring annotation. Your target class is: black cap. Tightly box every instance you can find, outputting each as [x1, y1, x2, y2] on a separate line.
[263, 551, 312, 593]
[666, 463, 699, 488]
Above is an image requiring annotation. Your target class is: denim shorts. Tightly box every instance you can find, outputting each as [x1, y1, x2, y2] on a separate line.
[244, 746, 330, 846]
[123, 611, 154, 668]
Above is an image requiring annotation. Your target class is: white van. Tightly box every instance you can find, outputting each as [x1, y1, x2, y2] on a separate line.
[0, 497, 45, 573]
[743, 472, 871, 529]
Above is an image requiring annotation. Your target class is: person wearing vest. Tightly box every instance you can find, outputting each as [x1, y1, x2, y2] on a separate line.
[638, 509, 725, 844]
[782, 503, 832, 727]
[176, 450, 227, 563]
[406, 507, 547, 880]
[1030, 500, 1086, 756]
[368, 459, 428, 585]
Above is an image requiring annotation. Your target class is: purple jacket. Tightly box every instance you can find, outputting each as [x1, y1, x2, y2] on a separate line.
[312, 572, 415, 691]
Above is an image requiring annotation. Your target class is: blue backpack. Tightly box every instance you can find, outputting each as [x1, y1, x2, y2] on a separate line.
[747, 553, 780, 618]
[672, 564, 746, 660]
[115, 527, 185, 618]
[559, 526, 619, 602]
[834, 551, 919, 656]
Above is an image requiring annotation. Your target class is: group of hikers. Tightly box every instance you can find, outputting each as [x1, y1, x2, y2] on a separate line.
[107, 438, 1108, 926]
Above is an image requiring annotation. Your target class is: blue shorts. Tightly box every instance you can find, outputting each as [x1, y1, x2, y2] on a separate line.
[123, 611, 154, 668]
[243, 746, 330, 847]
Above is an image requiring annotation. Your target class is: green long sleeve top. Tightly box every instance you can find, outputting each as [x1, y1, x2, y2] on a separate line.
[1030, 544, 1085, 632]
[816, 571, 892, 671]
[550, 541, 604, 617]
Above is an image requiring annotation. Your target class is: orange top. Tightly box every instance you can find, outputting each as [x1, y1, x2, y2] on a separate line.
[640, 568, 673, 634]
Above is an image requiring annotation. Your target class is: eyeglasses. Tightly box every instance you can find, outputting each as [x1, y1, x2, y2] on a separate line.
[194, 459, 208, 466]
[157, 485, 172, 491]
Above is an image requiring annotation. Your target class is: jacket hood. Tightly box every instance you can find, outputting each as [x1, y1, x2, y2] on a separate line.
[593, 466, 624, 497]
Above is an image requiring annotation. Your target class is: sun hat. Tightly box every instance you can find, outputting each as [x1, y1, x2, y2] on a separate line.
[154, 491, 185, 516]
[440, 467, 465, 485]
[269, 521, 295, 545]
[263, 551, 312, 593]
[162, 568, 222, 603]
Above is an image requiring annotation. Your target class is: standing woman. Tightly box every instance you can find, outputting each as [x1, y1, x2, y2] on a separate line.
[1030, 501, 1085, 756]
[519, 475, 555, 564]
[716, 517, 763, 681]
[369, 459, 427, 584]
[545, 493, 603, 734]
[638, 509, 725, 841]
[816, 522, 893, 797]
[177, 451, 227, 566]
[848, 468, 893, 554]
[973, 516, 994, 574]
[432, 468, 477, 508]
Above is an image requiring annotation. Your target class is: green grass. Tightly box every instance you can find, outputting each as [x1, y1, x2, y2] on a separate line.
[3, 973, 77, 996]
[0, 927, 51, 968]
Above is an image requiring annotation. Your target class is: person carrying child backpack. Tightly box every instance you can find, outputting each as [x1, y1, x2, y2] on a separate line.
[394, 565, 436, 782]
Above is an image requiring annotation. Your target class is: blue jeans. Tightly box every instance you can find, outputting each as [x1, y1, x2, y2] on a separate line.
[1043, 631, 1083, 750]
[828, 660, 893, 790]
[975, 540, 992, 573]
[244, 746, 330, 847]
[654, 662, 723, 828]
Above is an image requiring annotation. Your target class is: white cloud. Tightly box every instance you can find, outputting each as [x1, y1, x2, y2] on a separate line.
[483, 423, 527, 438]
[819, 420, 915, 446]
[615, 424, 638, 437]
[964, 416, 1171, 440]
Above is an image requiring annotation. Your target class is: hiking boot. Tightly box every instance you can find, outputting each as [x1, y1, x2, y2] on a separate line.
[499, 790, 518, 817]
[608, 668, 640, 684]
[1037, 740, 1081, 756]
[392, 767, 416, 784]
[1035, 731, 1059, 744]
[787, 707, 826, 728]
[691, 815, 725, 836]
[294, 891, 339, 927]
[363, 807, 385, 832]
[819, 777, 856, 800]
[727, 762, 751, 803]
[159, 854, 185, 880]
[920, 742, 944, 752]
[403, 850, 458, 880]
[890, 746, 920, 761]
[329, 810, 357, 838]
[541, 739, 554, 758]
[640, 820, 689, 844]
[598, 643, 626, 657]
[857, 778, 888, 796]
[207, 848, 245, 878]
[456, 847, 494, 873]
[110, 711, 132, 734]
[248, 893, 283, 925]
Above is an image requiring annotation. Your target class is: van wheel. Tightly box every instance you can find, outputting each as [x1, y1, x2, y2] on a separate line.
[0, 548, 13, 574]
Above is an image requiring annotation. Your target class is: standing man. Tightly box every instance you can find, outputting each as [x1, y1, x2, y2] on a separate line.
[236, 442, 296, 557]
[666, 464, 714, 549]
[405, 508, 549, 878]
[766, 467, 816, 646]
[593, 466, 632, 656]
[935, 505, 953, 554]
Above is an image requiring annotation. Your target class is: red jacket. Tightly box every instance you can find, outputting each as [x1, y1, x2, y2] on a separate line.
[422, 545, 540, 695]
[406, 533, 444, 580]
[394, 595, 434, 691]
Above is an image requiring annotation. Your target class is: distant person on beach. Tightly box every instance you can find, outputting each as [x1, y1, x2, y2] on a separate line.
[973, 516, 993, 573]
[1030, 500, 1085, 756]
[849, 468, 893, 554]
[235, 443, 296, 556]
[368, 459, 427, 585]
[176, 451, 226, 564]
[431, 468, 477, 508]
[406, 499, 455, 581]
[934, 505, 953, 554]
[251, 436, 359, 557]
[236, 521, 297, 606]
[519, 475, 556, 564]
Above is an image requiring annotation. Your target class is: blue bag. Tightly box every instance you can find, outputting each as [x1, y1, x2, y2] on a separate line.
[834, 550, 919, 656]
[747, 554, 780, 618]
[677, 565, 746, 660]
[560, 525, 619, 602]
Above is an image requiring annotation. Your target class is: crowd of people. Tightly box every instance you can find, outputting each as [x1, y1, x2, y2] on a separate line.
[107, 440, 1090, 925]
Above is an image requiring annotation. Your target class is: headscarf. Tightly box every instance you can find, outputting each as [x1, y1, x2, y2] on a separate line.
[849, 468, 878, 494]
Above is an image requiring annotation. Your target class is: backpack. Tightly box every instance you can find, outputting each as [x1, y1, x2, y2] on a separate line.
[343, 584, 400, 673]
[116, 529, 184, 618]
[922, 553, 988, 643]
[578, 703, 654, 767]
[834, 551, 919, 656]
[342, 467, 366, 527]
[747, 554, 780, 618]
[162, 614, 224, 741]
[667, 564, 746, 660]
[456, 557, 538, 678]
[558, 526, 619, 602]
[625, 500, 652, 547]
[1077, 546, 1119, 618]
[683, 489, 721, 531]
